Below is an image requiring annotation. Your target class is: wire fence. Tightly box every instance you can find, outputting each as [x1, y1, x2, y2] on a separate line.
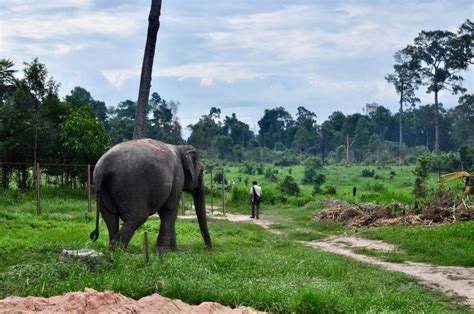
[0, 161, 227, 217]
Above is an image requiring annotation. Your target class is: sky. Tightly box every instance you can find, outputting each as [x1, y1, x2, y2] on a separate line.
[1, 0, 473, 137]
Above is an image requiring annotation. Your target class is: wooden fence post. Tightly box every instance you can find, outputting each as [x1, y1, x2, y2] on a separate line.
[210, 168, 213, 215]
[36, 162, 41, 216]
[221, 168, 225, 216]
[144, 231, 149, 264]
[87, 164, 92, 212]
[181, 192, 185, 216]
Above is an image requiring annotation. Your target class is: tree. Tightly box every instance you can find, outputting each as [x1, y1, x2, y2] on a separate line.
[222, 113, 254, 147]
[258, 107, 293, 149]
[133, 0, 162, 139]
[293, 106, 319, 153]
[0, 58, 17, 104]
[65, 86, 107, 121]
[188, 107, 223, 151]
[148, 93, 183, 144]
[386, 48, 421, 165]
[107, 100, 136, 144]
[448, 94, 474, 147]
[58, 107, 111, 164]
[406, 22, 472, 153]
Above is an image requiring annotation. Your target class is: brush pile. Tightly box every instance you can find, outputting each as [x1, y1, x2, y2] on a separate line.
[315, 198, 473, 227]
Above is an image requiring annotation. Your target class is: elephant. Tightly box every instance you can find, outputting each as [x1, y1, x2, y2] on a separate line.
[89, 139, 212, 253]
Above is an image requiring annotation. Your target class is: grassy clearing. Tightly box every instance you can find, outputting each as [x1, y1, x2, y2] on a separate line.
[0, 191, 469, 312]
[358, 222, 474, 267]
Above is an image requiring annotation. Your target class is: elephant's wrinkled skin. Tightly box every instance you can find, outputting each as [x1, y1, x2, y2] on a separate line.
[89, 139, 211, 253]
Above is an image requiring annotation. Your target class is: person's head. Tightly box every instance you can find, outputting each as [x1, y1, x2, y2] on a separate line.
[252, 181, 257, 185]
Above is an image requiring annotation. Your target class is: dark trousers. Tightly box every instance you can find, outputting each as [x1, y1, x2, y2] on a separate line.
[251, 202, 260, 219]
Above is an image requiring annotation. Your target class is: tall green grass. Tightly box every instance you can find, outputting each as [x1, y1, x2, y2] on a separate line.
[0, 205, 466, 312]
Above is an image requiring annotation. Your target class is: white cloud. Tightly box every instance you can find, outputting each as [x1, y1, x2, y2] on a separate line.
[101, 66, 141, 88]
[101, 62, 261, 88]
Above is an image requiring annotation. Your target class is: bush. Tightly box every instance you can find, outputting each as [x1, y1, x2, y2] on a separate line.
[230, 186, 248, 206]
[368, 183, 385, 192]
[413, 156, 430, 198]
[428, 152, 461, 173]
[264, 167, 278, 182]
[361, 169, 375, 177]
[279, 175, 300, 196]
[324, 185, 337, 195]
[213, 173, 228, 185]
[288, 195, 314, 207]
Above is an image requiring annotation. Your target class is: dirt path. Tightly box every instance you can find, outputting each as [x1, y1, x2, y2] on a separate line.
[215, 213, 474, 310]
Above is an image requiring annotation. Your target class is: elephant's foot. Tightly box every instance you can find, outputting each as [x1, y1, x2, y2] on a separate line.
[109, 240, 118, 251]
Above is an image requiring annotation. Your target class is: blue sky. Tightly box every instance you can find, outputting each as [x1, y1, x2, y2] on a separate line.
[1, 0, 473, 136]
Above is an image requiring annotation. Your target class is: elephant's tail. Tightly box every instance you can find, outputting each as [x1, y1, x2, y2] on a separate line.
[89, 198, 100, 241]
[89, 169, 106, 242]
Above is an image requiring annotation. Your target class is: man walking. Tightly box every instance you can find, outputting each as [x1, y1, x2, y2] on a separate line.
[249, 181, 262, 219]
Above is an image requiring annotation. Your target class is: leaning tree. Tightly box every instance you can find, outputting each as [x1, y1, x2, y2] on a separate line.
[133, 0, 162, 139]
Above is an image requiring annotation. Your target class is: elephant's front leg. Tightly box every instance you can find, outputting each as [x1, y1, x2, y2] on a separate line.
[157, 208, 178, 255]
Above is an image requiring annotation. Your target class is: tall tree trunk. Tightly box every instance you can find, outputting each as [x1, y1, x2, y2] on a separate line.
[399, 94, 404, 166]
[346, 134, 351, 164]
[133, 0, 162, 139]
[321, 136, 326, 166]
[434, 90, 440, 154]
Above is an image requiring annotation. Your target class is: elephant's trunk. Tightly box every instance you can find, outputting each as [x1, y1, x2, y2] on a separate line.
[193, 187, 212, 249]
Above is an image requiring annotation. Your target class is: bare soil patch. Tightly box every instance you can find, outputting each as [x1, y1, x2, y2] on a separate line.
[0, 289, 261, 313]
[315, 199, 473, 227]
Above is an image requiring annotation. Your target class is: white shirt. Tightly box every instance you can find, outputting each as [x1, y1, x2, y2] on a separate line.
[249, 185, 262, 197]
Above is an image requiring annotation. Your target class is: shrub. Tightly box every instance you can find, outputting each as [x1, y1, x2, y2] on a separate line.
[264, 167, 278, 182]
[213, 173, 228, 185]
[428, 152, 461, 173]
[324, 185, 337, 195]
[288, 195, 314, 207]
[413, 156, 430, 198]
[369, 183, 385, 192]
[279, 175, 300, 196]
[230, 186, 248, 206]
[361, 169, 375, 177]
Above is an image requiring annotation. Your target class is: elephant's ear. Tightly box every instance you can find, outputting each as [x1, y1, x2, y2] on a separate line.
[182, 148, 198, 191]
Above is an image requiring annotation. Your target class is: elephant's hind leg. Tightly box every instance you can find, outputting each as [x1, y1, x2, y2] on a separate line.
[112, 203, 148, 250]
[98, 198, 119, 250]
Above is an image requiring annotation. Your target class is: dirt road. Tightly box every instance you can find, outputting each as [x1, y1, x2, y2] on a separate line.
[218, 213, 474, 310]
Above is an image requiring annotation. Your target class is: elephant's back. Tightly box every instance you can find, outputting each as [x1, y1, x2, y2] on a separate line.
[97, 139, 175, 175]
[94, 139, 177, 198]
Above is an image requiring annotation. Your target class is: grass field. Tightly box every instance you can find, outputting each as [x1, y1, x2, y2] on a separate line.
[0, 164, 472, 312]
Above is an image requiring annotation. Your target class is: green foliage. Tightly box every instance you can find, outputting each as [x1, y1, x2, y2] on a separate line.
[361, 169, 375, 177]
[264, 167, 278, 182]
[324, 185, 337, 195]
[58, 108, 111, 164]
[413, 156, 430, 198]
[459, 145, 474, 172]
[279, 175, 300, 196]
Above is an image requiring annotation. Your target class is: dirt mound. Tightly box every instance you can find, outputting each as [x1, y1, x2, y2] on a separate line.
[316, 199, 473, 227]
[0, 289, 261, 313]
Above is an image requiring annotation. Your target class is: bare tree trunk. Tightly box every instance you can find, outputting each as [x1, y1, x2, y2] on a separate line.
[434, 90, 440, 154]
[133, 0, 162, 139]
[321, 136, 326, 166]
[399, 94, 404, 166]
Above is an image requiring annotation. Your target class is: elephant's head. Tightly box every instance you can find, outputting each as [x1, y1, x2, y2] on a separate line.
[179, 146, 212, 249]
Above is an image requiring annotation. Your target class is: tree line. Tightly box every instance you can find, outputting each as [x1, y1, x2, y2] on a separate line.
[0, 20, 473, 188]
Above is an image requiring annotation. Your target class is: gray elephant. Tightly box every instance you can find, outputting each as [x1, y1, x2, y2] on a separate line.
[89, 139, 212, 253]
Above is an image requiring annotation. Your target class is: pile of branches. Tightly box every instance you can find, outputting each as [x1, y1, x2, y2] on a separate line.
[315, 198, 473, 227]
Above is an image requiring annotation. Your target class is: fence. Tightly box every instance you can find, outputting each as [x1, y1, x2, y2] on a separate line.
[0, 162, 227, 217]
